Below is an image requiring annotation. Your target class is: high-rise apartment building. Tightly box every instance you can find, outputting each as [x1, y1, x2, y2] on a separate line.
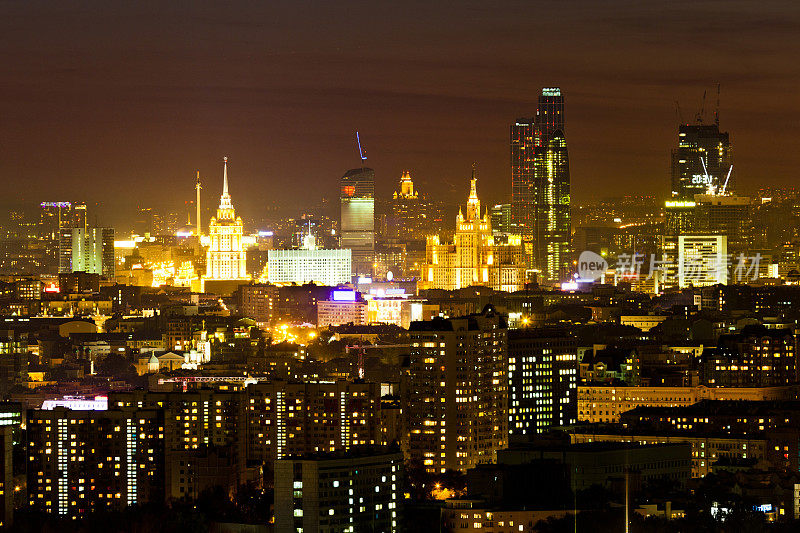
[274, 447, 402, 533]
[27, 407, 164, 518]
[205, 157, 248, 293]
[407, 306, 508, 473]
[110, 381, 383, 472]
[508, 328, 578, 437]
[671, 122, 732, 199]
[510, 87, 571, 284]
[340, 167, 375, 278]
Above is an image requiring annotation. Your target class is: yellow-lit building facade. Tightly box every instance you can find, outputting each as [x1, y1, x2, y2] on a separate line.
[205, 157, 247, 286]
[423, 173, 525, 292]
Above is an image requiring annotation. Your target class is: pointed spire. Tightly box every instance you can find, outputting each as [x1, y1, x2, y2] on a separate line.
[469, 162, 478, 200]
[466, 163, 480, 221]
[218, 156, 234, 212]
[223, 156, 229, 196]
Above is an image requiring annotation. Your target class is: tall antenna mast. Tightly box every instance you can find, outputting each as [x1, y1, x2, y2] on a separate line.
[715, 83, 720, 126]
[356, 131, 367, 168]
[195, 170, 202, 236]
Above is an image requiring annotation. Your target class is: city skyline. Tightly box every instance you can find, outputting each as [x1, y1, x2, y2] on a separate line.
[5, 3, 800, 531]
[3, 2, 800, 228]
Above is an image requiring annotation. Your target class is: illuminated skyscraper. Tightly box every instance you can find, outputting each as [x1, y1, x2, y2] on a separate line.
[68, 227, 115, 278]
[671, 122, 732, 199]
[510, 87, 571, 284]
[340, 167, 375, 278]
[53, 202, 87, 273]
[205, 157, 247, 291]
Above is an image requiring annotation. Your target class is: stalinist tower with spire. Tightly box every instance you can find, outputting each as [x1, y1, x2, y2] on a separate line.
[204, 157, 248, 293]
[422, 165, 525, 292]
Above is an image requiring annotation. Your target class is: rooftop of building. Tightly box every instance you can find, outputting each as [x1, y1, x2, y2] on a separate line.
[409, 304, 507, 331]
[621, 399, 800, 418]
[277, 444, 401, 462]
[503, 440, 689, 454]
[508, 327, 570, 340]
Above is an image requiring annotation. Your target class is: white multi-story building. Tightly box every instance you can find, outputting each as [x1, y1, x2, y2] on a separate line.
[268, 234, 352, 286]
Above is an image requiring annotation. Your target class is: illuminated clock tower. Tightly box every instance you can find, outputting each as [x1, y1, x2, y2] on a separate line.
[204, 157, 247, 289]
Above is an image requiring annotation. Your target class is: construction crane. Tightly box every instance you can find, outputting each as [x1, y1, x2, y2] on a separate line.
[674, 100, 684, 125]
[356, 131, 367, 168]
[695, 89, 707, 124]
[345, 344, 410, 379]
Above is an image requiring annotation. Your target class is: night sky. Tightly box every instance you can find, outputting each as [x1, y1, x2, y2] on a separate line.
[2, 1, 799, 228]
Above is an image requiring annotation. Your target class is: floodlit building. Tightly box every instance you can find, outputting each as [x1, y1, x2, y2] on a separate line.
[578, 384, 798, 424]
[56, 202, 88, 273]
[422, 168, 525, 292]
[65, 227, 115, 278]
[268, 234, 352, 286]
[204, 157, 248, 293]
